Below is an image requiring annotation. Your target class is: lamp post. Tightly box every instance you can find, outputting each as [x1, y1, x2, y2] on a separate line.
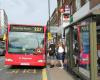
[48, 0, 50, 31]
[47, 0, 51, 47]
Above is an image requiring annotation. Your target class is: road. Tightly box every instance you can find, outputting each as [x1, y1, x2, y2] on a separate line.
[0, 56, 79, 80]
[0, 56, 45, 80]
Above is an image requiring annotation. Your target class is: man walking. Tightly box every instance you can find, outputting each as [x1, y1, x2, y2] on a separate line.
[48, 42, 55, 68]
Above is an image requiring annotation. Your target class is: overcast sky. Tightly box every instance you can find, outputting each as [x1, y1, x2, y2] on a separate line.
[0, 0, 57, 25]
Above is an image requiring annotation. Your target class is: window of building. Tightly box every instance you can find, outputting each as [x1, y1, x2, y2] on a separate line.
[76, 0, 81, 10]
[76, 0, 89, 11]
[81, 0, 89, 7]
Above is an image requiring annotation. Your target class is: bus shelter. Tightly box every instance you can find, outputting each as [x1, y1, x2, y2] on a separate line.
[64, 7, 100, 80]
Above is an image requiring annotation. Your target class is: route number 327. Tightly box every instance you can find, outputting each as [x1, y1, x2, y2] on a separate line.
[34, 27, 42, 32]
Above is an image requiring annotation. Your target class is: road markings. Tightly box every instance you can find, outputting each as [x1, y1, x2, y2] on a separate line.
[23, 69, 27, 73]
[0, 65, 9, 71]
[6, 69, 37, 74]
[33, 69, 36, 74]
[42, 68, 48, 80]
[22, 69, 36, 74]
[6, 70, 19, 74]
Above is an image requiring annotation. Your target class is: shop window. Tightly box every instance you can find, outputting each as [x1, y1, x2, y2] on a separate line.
[97, 30, 100, 72]
[65, 28, 70, 65]
[97, 30, 100, 44]
[73, 29, 80, 67]
[76, 0, 89, 11]
[81, 0, 89, 7]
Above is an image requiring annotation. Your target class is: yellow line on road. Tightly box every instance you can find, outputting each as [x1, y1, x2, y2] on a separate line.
[42, 68, 48, 80]
[33, 69, 36, 74]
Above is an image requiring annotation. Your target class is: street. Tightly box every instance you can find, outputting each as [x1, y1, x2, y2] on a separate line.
[0, 0, 100, 79]
[0, 56, 43, 80]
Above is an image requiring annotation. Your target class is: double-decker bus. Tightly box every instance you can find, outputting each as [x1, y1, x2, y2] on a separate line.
[5, 24, 47, 66]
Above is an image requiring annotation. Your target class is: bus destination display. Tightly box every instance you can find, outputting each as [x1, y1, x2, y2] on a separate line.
[10, 25, 44, 33]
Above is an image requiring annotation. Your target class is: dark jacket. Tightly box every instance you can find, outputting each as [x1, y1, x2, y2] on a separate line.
[49, 44, 55, 56]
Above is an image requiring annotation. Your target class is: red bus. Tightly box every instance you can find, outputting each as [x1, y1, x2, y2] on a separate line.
[5, 24, 47, 66]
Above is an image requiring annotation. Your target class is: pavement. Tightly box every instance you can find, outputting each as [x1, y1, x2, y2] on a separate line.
[46, 55, 75, 80]
[47, 67, 75, 80]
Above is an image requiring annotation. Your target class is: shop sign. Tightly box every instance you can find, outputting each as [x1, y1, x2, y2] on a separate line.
[64, 5, 70, 15]
[70, 16, 73, 23]
[48, 32, 53, 40]
[3, 33, 6, 40]
[63, 15, 70, 22]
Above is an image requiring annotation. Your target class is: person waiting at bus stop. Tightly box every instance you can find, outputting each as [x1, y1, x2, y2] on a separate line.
[48, 42, 55, 68]
[57, 42, 65, 69]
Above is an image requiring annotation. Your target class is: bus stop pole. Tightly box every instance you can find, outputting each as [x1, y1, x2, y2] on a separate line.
[69, 27, 74, 69]
[90, 17, 97, 80]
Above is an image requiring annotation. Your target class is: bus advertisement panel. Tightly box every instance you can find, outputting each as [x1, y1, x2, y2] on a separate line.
[77, 26, 90, 65]
[5, 24, 47, 66]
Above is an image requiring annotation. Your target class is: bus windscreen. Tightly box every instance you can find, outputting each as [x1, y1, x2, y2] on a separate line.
[8, 32, 44, 54]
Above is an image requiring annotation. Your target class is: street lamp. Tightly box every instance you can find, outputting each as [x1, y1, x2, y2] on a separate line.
[48, 0, 50, 31]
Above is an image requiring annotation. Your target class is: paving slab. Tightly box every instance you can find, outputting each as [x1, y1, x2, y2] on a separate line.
[47, 67, 75, 80]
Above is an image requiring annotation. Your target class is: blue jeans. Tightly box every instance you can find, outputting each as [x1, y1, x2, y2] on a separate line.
[57, 53, 64, 60]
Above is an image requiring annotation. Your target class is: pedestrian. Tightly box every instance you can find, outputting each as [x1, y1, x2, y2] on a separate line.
[57, 42, 65, 69]
[48, 42, 56, 68]
[98, 57, 100, 67]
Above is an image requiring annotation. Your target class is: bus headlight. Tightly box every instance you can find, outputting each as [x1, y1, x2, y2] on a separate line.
[38, 60, 44, 62]
[6, 58, 13, 62]
[82, 58, 88, 61]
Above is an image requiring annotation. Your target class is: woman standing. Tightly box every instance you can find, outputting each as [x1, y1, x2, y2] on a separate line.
[57, 42, 65, 69]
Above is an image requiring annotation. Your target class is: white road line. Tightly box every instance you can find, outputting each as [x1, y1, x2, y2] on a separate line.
[0, 65, 10, 71]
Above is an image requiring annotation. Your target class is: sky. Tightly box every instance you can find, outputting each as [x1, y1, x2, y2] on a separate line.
[0, 0, 57, 25]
